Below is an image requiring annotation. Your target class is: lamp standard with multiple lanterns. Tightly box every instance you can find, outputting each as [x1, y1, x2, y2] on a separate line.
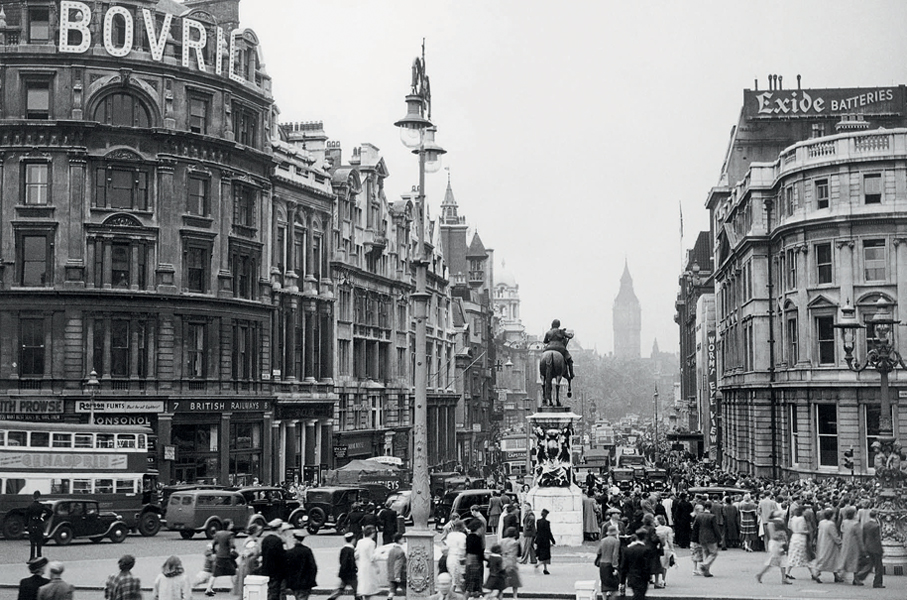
[394, 41, 446, 598]
[834, 297, 907, 573]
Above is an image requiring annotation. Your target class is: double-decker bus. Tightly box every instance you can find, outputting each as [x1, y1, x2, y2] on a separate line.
[0, 420, 161, 538]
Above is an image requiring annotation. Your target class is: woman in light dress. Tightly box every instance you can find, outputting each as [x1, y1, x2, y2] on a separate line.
[355, 525, 381, 599]
[443, 519, 468, 592]
[812, 508, 842, 583]
[785, 505, 821, 582]
[654, 514, 675, 588]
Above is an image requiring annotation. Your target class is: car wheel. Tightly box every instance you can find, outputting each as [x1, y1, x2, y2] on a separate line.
[308, 507, 326, 530]
[109, 525, 127, 544]
[179, 530, 195, 540]
[138, 512, 161, 537]
[54, 525, 74, 546]
[205, 520, 222, 539]
[290, 512, 305, 528]
[2, 514, 26, 540]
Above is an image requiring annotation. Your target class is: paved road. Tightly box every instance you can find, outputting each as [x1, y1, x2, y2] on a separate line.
[1, 532, 903, 599]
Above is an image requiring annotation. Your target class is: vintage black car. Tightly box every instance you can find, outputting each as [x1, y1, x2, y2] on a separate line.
[43, 499, 128, 545]
[303, 486, 372, 535]
[235, 486, 306, 528]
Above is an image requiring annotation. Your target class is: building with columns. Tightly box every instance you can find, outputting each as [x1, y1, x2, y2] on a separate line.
[707, 80, 907, 478]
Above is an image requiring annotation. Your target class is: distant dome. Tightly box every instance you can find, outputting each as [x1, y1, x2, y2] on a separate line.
[496, 261, 517, 288]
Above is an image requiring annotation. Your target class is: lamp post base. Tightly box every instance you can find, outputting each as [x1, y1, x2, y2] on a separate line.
[877, 488, 907, 576]
[405, 528, 436, 598]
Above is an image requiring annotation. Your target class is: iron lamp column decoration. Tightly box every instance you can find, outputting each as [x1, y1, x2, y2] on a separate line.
[835, 297, 907, 574]
[395, 40, 446, 598]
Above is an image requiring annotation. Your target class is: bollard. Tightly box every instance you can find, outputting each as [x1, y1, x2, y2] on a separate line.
[243, 575, 269, 600]
[574, 579, 599, 600]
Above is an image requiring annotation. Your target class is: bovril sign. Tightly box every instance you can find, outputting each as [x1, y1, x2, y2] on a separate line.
[745, 87, 904, 118]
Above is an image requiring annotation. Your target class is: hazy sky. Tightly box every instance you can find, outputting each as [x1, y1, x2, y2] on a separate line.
[241, 0, 907, 354]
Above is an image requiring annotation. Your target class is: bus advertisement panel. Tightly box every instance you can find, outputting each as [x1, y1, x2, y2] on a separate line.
[0, 420, 161, 539]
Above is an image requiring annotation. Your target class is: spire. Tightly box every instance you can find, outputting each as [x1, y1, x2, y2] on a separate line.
[441, 175, 456, 207]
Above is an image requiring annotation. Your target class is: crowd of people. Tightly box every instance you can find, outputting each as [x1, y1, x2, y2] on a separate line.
[577, 457, 890, 599]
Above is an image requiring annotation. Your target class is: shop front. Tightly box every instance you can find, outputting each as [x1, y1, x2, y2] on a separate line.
[334, 430, 381, 467]
[274, 401, 334, 485]
[159, 399, 273, 486]
[0, 397, 65, 421]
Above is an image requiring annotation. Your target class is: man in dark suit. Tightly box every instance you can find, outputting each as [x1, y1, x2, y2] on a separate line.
[18, 557, 50, 600]
[25, 491, 51, 560]
[620, 529, 651, 600]
[692, 501, 722, 576]
[285, 530, 318, 600]
[858, 510, 884, 588]
[672, 493, 693, 548]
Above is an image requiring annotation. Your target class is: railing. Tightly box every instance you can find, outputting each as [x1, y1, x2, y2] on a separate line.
[854, 134, 889, 152]
[807, 140, 836, 158]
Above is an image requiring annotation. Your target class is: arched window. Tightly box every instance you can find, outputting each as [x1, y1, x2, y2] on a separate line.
[93, 93, 151, 128]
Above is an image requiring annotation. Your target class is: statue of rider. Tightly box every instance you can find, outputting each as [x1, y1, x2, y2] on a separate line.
[543, 319, 575, 380]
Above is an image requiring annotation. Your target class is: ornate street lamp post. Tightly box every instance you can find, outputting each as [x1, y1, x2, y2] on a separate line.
[395, 41, 446, 598]
[835, 297, 907, 573]
[84, 369, 100, 425]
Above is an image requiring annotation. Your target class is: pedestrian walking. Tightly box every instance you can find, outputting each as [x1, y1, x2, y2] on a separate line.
[443, 520, 467, 593]
[285, 530, 318, 600]
[105, 555, 142, 600]
[37, 561, 74, 600]
[857, 510, 884, 588]
[469, 505, 487, 540]
[483, 543, 506, 600]
[386, 533, 407, 599]
[837, 507, 865, 585]
[671, 494, 692, 548]
[355, 525, 381, 599]
[464, 520, 485, 599]
[151, 556, 192, 600]
[654, 515, 674, 588]
[25, 491, 52, 561]
[785, 505, 820, 582]
[737, 494, 758, 552]
[812, 508, 842, 583]
[501, 504, 519, 540]
[378, 504, 398, 546]
[204, 520, 236, 596]
[18, 557, 49, 600]
[326, 532, 358, 600]
[687, 504, 703, 576]
[595, 525, 621, 600]
[488, 491, 504, 533]
[534, 509, 556, 575]
[755, 511, 789, 585]
[234, 523, 263, 595]
[518, 504, 536, 566]
[619, 529, 651, 600]
[692, 501, 720, 577]
[259, 521, 287, 600]
[757, 492, 779, 552]
[500, 527, 521, 600]
[722, 497, 740, 549]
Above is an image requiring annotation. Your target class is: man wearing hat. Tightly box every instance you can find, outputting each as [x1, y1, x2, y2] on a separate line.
[327, 532, 357, 600]
[619, 529, 651, 600]
[25, 491, 52, 560]
[37, 562, 74, 600]
[260, 520, 288, 600]
[17, 557, 49, 600]
[285, 529, 318, 600]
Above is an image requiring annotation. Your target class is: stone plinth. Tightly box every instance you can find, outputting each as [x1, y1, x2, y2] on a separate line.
[526, 484, 583, 546]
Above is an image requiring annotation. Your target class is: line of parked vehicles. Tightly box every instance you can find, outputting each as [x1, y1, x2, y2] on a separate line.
[32, 471, 501, 546]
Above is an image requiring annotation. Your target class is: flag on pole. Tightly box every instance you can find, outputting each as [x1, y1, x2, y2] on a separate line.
[679, 201, 684, 240]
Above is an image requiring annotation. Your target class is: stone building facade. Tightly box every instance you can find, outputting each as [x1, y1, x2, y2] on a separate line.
[709, 82, 907, 477]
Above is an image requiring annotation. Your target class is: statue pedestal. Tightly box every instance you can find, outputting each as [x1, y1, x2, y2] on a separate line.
[526, 484, 584, 546]
[527, 409, 583, 546]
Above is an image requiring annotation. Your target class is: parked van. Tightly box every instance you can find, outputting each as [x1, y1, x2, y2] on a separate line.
[434, 488, 511, 530]
[163, 490, 254, 539]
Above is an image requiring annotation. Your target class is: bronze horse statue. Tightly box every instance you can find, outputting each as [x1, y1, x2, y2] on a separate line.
[539, 350, 573, 406]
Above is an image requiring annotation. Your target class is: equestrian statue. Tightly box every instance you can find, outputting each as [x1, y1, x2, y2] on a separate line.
[539, 319, 574, 406]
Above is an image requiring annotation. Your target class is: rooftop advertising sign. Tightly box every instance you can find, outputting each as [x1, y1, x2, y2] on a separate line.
[58, 1, 248, 83]
[744, 87, 905, 118]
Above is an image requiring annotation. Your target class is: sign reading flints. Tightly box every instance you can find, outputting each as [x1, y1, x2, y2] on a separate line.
[168, 400, 268, 413]
[0, 399, 63, 415]
[76, 400, 165, 414]
[744, 87, 905, 119]
[0, 453, 127, 470]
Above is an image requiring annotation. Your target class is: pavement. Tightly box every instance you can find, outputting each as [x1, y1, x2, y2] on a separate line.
[1, 541, 902, 600]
